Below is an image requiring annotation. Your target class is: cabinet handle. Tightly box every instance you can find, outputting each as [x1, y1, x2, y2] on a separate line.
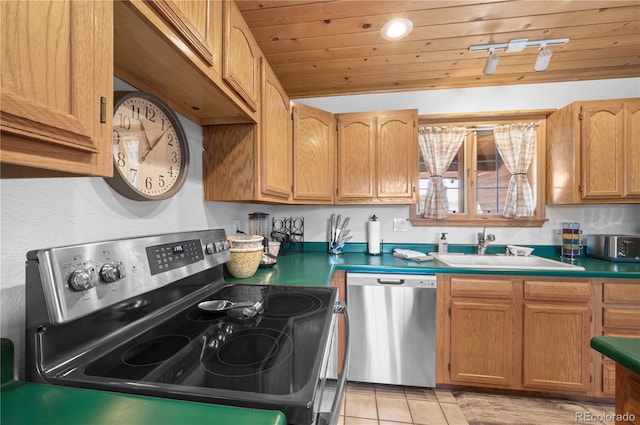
[100, 97, 107, 124]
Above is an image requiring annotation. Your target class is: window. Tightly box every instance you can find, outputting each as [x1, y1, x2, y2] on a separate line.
[410, 112, 548, 227]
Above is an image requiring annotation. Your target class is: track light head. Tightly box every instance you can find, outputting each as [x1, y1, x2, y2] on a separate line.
[534, 46, 553, 71]
[483, 49, 500, 75]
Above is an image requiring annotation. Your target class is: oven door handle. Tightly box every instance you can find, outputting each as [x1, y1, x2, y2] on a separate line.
[319, 301, 350, 425]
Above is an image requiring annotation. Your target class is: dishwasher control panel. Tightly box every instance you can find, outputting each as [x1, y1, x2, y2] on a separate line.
[347, 272, 437, 288]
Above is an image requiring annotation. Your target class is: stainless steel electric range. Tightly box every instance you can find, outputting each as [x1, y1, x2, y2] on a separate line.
[25, 229, 349, 425]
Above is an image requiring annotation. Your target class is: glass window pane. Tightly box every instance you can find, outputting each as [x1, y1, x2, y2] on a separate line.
[475, 129, 507, 216]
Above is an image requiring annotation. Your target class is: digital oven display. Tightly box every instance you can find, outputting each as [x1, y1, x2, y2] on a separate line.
[145, 239, 204, 275]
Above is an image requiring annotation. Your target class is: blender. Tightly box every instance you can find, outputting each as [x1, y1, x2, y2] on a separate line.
[248, 212, 270, 247]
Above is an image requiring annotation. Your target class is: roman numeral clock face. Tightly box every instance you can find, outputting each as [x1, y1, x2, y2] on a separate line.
[107, 92, 189, 201]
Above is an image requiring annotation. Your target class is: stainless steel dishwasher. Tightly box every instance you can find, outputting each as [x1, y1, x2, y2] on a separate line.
[346, 272, 436, 387]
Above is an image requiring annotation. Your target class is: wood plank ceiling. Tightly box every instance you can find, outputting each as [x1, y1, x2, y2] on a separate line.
[236, 0, 640, 98]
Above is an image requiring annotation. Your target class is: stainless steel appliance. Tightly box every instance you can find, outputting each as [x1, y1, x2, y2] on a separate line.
[346, 272, 436, 387]
[586, 234, 640, 262]
[25, 229, 349, 425]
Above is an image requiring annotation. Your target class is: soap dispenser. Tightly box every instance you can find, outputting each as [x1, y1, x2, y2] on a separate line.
[438, 233, 448, 253]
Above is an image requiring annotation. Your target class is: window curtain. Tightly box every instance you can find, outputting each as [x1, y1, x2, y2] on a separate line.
[418, 126, 466, 219]
[493, 123, 538, 218]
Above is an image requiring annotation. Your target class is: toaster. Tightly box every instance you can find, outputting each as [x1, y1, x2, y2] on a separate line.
[586, 234, 640, 262]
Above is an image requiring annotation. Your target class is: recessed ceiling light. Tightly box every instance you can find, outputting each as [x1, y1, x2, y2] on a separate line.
[380, 18, 413, 41]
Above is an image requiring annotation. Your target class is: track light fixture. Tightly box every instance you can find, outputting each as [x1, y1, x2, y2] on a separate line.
[534, 44, 553, 71]
[469, 38, 569, 75]
[484, 48, 500, 75]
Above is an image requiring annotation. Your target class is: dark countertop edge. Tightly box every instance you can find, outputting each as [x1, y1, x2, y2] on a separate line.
[590, 336, 640, 375]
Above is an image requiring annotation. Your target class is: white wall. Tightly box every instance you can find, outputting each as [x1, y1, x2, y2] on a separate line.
[2, 77, 640, 376]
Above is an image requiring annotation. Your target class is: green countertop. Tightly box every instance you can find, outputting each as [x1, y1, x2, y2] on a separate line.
[227, 246, 640, 285]
[0, 339, 286, 425]
[590, 336, 640, 375]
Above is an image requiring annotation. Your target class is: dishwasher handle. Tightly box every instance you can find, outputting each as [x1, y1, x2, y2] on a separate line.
[377, 278, 405, 285]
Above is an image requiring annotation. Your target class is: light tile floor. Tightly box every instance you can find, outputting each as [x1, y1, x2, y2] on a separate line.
[338, 383, 616, 425]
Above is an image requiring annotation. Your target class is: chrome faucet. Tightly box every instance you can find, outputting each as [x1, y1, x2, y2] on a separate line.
[477, 227, 495, 255]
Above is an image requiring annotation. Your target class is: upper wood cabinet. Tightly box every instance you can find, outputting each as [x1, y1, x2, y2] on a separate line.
[114, 0, 254, 125]
[337, 109, 418, 204]
[147, 0, 220, 71]
[202, 60, 290, 203]
[547, 98, 640, 204]
[292, 102, 336, 204]
[0, 0, 113, 177]
[223, 0, 261, 112]
[260, 61, 291, 200]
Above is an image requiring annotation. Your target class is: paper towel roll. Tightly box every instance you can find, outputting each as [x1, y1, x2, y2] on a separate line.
[367, 220, 381, 254]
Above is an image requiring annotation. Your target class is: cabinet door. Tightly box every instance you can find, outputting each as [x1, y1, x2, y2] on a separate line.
[0, 0, 112, 176]
[523, 302, 593, 393]
[449, 299, 515, 386]
[624, 100, 640, 197]
[260, 62, 291, 200]
[223, 0, 261, 111]
[581, 102, 625, 199]
[292, 103, 335, 203]
[376, 110, 417, 200]
[337, 113, 376, 201]
[147, 0, 220, 71]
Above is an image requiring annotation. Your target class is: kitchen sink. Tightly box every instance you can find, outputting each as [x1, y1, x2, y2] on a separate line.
[429, 253, 585, 271]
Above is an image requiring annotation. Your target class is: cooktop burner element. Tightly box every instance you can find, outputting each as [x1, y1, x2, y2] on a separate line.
[261, 293, 322, 318]
[203, 328, 293, 377]
[123, 335, 191, 367]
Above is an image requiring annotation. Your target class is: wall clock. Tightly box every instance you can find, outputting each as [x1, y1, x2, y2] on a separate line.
[106, 91, 189, 201]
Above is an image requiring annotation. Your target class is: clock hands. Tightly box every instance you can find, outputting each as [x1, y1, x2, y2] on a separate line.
[140, 122, 171, 162]
[138, 119, 153, 153]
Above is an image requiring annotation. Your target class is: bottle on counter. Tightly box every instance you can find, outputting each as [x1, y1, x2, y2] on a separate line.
[438, 233, 448, 253]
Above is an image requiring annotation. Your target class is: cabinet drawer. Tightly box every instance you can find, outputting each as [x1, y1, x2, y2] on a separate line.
[524, 280, 592, 301]
[451, 278, 513, 299]
[603, 307, 640, 329]
[604, 283, 640, 304]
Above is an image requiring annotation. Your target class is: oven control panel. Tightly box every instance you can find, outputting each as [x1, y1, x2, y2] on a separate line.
[29, 229, 229, 324]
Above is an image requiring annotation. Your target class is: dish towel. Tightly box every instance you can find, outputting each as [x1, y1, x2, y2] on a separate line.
[392, 249, 434, 262]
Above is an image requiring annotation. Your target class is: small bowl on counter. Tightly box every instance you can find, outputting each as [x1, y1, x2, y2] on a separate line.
[506, 245, 534, 256]
[226, 246, 263, 278]
[227, 234, 264, 249]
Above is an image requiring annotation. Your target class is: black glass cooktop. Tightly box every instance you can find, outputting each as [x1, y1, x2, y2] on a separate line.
[83, 284, 335, 396]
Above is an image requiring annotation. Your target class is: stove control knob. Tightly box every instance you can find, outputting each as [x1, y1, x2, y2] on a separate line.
[205, 242, 215, 255]
[100, 262, 126, 283]
[68, 267, 98, 291]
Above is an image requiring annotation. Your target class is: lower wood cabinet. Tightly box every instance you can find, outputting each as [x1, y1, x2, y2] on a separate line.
[438, 275, 599, 397]
[616, 365, 640, 425]
[522, 280, 595, 393]
[599, 279, 640, 398]
[448, 277, 518, 387]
